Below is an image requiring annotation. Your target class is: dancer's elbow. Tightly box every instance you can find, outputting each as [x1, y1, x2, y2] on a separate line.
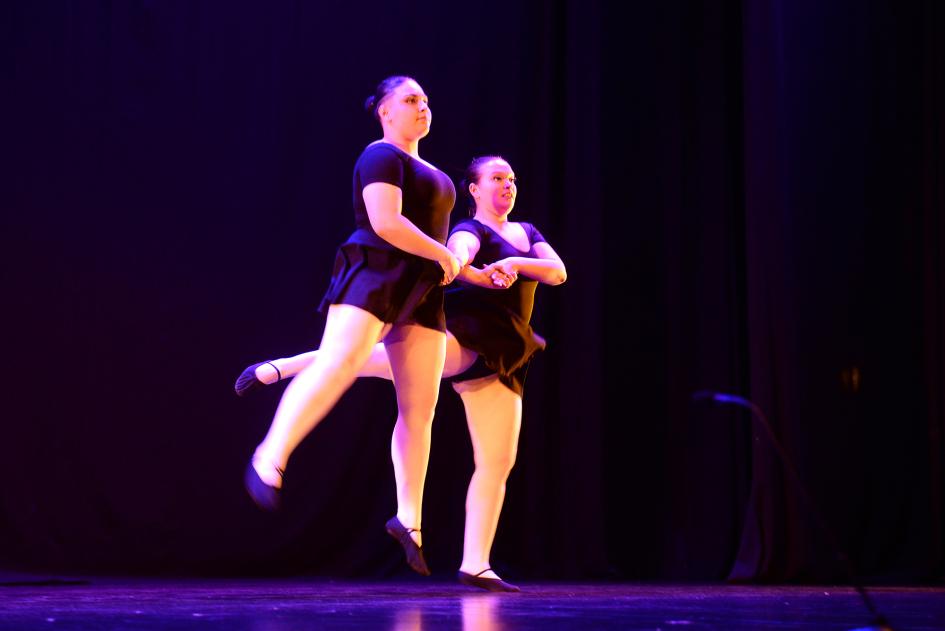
[547, 267, 567, 285]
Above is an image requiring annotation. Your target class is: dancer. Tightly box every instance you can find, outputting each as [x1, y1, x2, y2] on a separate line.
[243, 76, 462, 578]
[237, 156, 567, 591]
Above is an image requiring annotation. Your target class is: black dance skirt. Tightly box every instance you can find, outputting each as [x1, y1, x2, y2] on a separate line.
[318, 240, 446, 332]
[445, 290, 546, 397]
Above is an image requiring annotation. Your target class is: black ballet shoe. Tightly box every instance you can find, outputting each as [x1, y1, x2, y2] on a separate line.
[234, 362, 282, 397]
[457, 568, 521, 593]
[385, 516, 431, 576]
[244, 459, 284, 511]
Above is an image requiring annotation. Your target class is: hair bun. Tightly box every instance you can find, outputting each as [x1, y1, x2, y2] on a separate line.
[364, 95, 376, 113]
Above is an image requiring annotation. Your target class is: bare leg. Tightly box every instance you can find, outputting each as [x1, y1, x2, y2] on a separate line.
[384, 324, 448, 547]
[254, 351, 317, 383]
[443, 332, 478, 379]
[251, 304, 388, 486]
[252, 331, 475, 384]
[454, 375, 522, 580]
[255, 344, 392, 384]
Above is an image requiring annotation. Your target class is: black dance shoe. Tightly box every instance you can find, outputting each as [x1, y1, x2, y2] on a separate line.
[234, 362, 282, 397]
[385, 516, 431, 576]
[457, 569, 521, 593]
[244, 459, 284, 511]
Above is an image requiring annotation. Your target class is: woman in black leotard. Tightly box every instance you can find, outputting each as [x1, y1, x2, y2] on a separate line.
[238, 156, 566, 591]
[243, 76, 462, 578]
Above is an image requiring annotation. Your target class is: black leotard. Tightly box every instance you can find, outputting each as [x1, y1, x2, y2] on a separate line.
[319, 142, 456, 331]
[446, 218, 548, 396]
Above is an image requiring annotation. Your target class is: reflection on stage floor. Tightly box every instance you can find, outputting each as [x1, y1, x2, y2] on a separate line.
[1, 578, 943, 630]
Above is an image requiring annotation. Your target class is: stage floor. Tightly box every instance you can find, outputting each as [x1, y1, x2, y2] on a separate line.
[1, 579, 943, 630]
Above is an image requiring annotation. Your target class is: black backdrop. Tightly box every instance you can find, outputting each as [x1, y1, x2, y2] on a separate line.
[3, 0, 943, 583]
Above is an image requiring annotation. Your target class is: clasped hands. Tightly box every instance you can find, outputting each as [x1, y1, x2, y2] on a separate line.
[485, 260, 518, 288]
[439, 253, 518, 289]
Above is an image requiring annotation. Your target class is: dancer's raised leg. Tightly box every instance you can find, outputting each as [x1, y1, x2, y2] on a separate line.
[250, 304, 388, 488]
[238, 331, 475, 396]
[250, 343, 393, 386]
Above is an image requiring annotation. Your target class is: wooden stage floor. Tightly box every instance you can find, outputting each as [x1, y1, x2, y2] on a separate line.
[1, 578, 942, 630]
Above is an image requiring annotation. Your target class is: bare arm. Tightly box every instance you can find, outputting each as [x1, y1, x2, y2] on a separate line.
[493, 241, 567, 285]
[447, 229, 514, 288]
[457, 265, 506, 288]
[363, 182, 461, 282]
[447, 229, 480, 267]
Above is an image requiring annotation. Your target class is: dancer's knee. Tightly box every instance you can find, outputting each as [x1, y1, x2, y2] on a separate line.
[396, 403, 437, 429]
[316, 350, 366, 382]
[395, 389, 439, 426]
[475, 448, 517, 479]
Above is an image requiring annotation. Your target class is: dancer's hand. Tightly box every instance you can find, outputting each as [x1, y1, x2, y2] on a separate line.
[485, 260, 518, 288]
[490, 271, 513, 288]
[439, 251, 462, 285]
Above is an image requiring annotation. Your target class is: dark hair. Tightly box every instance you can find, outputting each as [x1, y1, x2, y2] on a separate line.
[363, 75, 414, 121]
[460, 155, 506, 215]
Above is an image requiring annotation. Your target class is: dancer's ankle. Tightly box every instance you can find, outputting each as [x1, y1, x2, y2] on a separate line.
[396, 513, 423, 546]
[251, 452, 285, 488]
[459, 564, 498, 580]
[254, 361, 282, 385]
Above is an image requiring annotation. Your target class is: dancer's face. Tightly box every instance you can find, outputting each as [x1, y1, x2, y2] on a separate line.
[471, 159, 516, 218]
[378, 79, 431, 141]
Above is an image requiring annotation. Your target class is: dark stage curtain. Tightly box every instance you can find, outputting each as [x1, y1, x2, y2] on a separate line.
[600, 0, 944, 583]
[3, 0, 943, 583]
[730, 0, 945, 582]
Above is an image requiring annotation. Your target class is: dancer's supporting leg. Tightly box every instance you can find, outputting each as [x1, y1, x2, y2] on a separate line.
[250, 304, 388, 487]
[383, 323, 447, 549]
[454, 375, 522, 582]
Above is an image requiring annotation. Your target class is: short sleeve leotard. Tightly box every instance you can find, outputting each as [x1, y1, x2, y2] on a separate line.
[446, 218, 549, 396]
[319, 142, 456, 331]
